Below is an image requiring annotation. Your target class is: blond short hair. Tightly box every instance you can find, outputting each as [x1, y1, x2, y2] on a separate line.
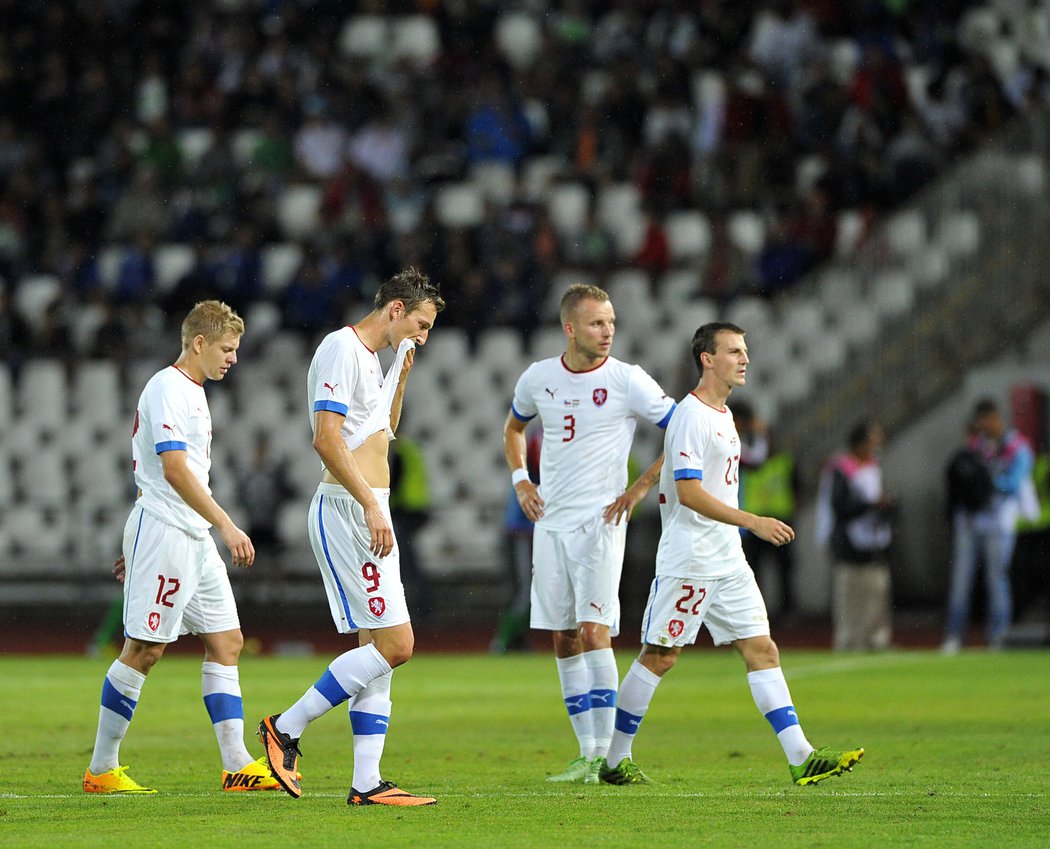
[181, 300, 244, 350]
[559, 284, 610, 324]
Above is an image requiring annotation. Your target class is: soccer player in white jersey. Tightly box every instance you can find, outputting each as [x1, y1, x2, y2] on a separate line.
[84, 300, 282, 794]
[258, 268, 443, 807]
[503, 284, 675, 785]
[603, 322, 864, 786]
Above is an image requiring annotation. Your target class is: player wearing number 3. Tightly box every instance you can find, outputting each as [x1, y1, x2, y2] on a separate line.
[605, 322, 864, 786]
[504, 284, 675, 785]
[84, 301, 283, 795]
[258, 268, 443, 807]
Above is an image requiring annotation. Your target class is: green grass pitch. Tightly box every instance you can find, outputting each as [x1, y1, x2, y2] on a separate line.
[2, 648, 1048, 849]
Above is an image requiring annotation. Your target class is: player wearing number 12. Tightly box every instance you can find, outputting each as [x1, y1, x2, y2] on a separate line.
[258, 268, 443, 807]
[603, 322, 864, 787]
[83, 301, 283, 795]
[504, 284, 675, 785]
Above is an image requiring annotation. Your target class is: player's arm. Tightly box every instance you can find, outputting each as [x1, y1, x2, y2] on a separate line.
[675, 477, 794, 546]
[503, 410, 544, 522]
[160, 449, 255, 567]
[389, 347, 415, 434]
[603, 455, 663, 525]
[313, 409, 394, 557]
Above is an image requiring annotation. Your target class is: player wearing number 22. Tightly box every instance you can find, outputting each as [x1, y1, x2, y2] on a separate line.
[605, 322, 864, 786]
[84, 301, 285, 795]
[257, 268, 443, 807]
[504, 284, 675, 785]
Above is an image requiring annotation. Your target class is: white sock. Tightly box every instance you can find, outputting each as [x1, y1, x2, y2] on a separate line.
[277, 644, 392, 740]
[349, 671, 392, 793]
[606, 660, 662, 766]
[202, 662, 253, 772]
[747, 667, 814, 765]
[583, 648, 618, 758]
[89, 660, 146, 775]
[556, 654, 594, 758]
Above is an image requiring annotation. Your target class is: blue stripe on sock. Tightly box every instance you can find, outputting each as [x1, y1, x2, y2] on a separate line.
[203, 692, 243, 724]
[564, 693, 591, 716]
[614, 708, 643, 735]
[101, 678, 137, 721]
[589, 688, 617, 709]
[349, 710, 390, 735]
[315, 668, 351, 707]
[765, 705, 800, 734]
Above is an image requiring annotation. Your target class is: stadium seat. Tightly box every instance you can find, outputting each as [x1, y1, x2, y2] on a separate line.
[665, 210, 711, 262]
[178, 127, 215, 171]
[872, 270, 916, 318]
[885, 209, 927, 259]
[935, 210, 980, 257]
[241, 301, 283, 348]
[495, 12, 543, 69]
[153, 243, 196, 293]
[72, 360, 123, 426]
[0, 367, 11, 430]
[1015, 154, 1045, 197]
[0, 449, 12, 508]
[470, 161, 516, 206]
[727, 210, 765, 255]
[835, 209, 867, 257]
[338, 15, 389, 59]
[606, 269, 656, 331]
[726, 296, 773, 335]
[547, 182, 590, 238]
[658, 269, 702, 308]
[16, 446, 66, 508]
[435, 182, 484, 229]
[391, 16, 441, 65]
[781, 297, 825, 343]
[18, 360, 67, 421]
[13, 275, 61, 332]
[421, 326, 470, 370]
[97, 245, 125, 290]
[670, 298, 718, 339]
[773, 364, 814, 406]
[909, 244, 950, 291]
[8, 505, 70, 558]
[475, 327, 525, 371]
[276, 184, 324, 240]
[261, 243, 304, 294]
[829, 38, 860, 85]
[596, 182, 642, 233]
[74, 443, 130, 509]
[530, 326, 568, 360]
[232, 129, 263, 169]
[521, 155, 567, 202]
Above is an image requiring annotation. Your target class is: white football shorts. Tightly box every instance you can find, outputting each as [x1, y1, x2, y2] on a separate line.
[640, 568, 769, 648]
[308, 483, 410, 634]
[530, 516, 627, 635]
[122, 505, 240, 643]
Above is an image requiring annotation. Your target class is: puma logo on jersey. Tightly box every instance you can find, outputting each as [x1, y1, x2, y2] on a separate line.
[545, 387, 557, 399]
[679, 451, 692, 460]
[324, 382, 339, 395]
[161, 424, 175, 432]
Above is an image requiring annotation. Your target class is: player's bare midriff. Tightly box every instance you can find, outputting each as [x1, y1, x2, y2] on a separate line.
[321, 429, 391, 489]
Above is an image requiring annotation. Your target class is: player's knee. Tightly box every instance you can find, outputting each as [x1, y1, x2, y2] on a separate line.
[739, 636, 779, 671]
[577, 622, 610, 651]
[639, 646, 677, 677]
[552, 630, 579, 656]
[373, 631, 414, 668]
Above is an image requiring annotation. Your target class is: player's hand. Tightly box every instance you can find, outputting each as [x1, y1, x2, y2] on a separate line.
[113, 556, 126, 584]
[749, 516, 794, 547]
[399, 347, 415, 382]
[603, 490, 639, 525]
[515, 480, 545, 522]
[364, 504, 394, 558]
[220, 523, 255, 568]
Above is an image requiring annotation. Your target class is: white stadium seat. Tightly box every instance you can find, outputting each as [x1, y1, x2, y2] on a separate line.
[391, 16, 441, 65]
[339, 15, 389, 59]
[885, 209, 927, 259]
[13, 275, 61, 332]
[276, 184, 324, 240]
[495, 13, 542, 69]
[435, 182, 484, 229]
[154, 243, 196, 293]
[547, 182, 590, 238]
[665, 210, 711, 262]
[261, 243, 303, 293]
[727, 210, 765, 255]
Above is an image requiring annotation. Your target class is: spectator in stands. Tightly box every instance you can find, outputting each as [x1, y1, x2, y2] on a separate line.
[943, 399, 1035, 653]
[464, 74, 533, 167]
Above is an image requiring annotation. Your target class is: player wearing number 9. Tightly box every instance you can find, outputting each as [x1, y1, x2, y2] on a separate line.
[256, 268, 444, 807]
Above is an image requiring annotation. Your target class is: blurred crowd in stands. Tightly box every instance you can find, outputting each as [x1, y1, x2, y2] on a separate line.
[2, 0, 1049, 372]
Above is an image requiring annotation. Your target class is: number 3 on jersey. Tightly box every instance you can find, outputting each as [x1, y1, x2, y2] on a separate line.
[562, 414, 576, 442]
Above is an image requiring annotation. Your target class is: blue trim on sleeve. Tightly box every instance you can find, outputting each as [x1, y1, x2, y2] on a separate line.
[203, 692, 244, 724]
[155, 440, 187, 453]
[764, 705, 800, 734]
[101, 678, 137, 721]
[656, 403, 676, 429]
[314, 668, 351, 707]
[510, 403, 536, 422]
[313, 399, 349, 416]
[674, 468, 703, 481]
[349, 710, 390, 736]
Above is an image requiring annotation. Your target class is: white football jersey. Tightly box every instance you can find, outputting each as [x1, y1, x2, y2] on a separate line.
[132, 366, 213, 538]
[307, 326, 388, 470]
[511, 355, 674, 532]
[656, 392, 748, 578]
